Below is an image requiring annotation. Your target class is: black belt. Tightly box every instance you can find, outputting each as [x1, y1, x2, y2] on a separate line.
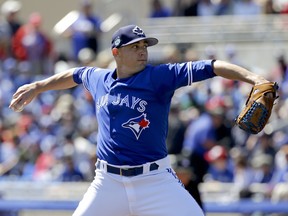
[96, 161, 159, 177]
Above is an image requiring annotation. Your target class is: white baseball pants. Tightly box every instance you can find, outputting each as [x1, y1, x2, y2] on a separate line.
[73, 157, 204, 216]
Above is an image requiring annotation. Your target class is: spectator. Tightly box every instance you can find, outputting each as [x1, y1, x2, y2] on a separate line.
[269, 52, 288, 84]
[0, 129, 19, 177]
[204, 45, 217, 60]
[183, 0, 199, 16]
[161, 44, 183, 63]
[224, 44, 243, 66]
[271, 182, 288, 207]
[247, 133, 277, 165]
[251, 154, 274, 183]
[182, 95, 231, 186]
[149, 0, 172, 18]
[167, 104, 182, 154]
[231, 150, 255, 198]
[280, 2, 288, 14]
[0, 0, 21, 36]
[12, 12, 54, 75]
[182, 110, 216, 185]
[77, 47, 96, 66]
[167, 100, 189, 154]
[204, 145, 234, 182]
[214, 0, 234, 15]
[59, 156, 85, 182]
[0, 0, 22, 59]
[197, 0, 216, 16]
[233, 0, 262, 16]
[174, 0, 199, 16]
[262, 0, 279, 14]
[65, 0, 102, 62]
[275, 136, 288, 168]
[32, 135, 57, 181]
[271, 145, 288, 184]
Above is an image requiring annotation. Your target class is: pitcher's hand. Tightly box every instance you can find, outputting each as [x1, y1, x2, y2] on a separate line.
[9, 83, 38, 112]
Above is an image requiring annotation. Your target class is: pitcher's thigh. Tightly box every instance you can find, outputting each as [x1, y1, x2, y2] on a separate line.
[136, 170, 205, 216]
[73, 172, 130, 216]
[152, 183, 204, 216]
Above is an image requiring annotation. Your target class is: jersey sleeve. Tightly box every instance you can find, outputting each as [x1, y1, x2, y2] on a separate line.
[151, 59, 216, 93]
[192, 59, 216, 82]
[73, 66, 100, 92]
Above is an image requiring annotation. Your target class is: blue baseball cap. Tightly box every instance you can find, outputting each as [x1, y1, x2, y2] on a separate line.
[111, 25, 158, 49]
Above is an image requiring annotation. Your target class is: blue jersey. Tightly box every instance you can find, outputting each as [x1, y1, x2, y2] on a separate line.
[73, 60, 216, 165]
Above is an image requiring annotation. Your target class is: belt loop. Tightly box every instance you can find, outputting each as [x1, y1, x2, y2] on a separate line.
[97, 160, 107, 172]
[102, 161, 107, 172]
[143, 162, 149, 174]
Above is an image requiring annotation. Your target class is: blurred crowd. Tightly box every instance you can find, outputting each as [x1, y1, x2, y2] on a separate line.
[0, 0, 288, 206]
[148, 0, 288, 17]
[157, 42, 288, 207]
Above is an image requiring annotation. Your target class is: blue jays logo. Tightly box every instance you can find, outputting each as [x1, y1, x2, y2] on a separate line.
[114, 36, 121, 47]
[133, 26, 145, 37]
[122, 113, 150, 140]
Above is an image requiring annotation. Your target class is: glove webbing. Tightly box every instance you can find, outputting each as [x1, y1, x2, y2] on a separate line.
[239, 102, 269, 134]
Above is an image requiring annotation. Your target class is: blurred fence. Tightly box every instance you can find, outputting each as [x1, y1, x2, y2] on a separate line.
[109, 14, 288, 70]
[1, 181, 288, 215]
[0, 199, 288, 214]
[139, 15, 288, 44]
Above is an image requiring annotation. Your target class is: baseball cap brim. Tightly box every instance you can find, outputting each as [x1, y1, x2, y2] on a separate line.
[121, 37, 158, 47]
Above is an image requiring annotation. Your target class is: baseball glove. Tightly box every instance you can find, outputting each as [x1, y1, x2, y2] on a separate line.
[235, 82, 279, 134]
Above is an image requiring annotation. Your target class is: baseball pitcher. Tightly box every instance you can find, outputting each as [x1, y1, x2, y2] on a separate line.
[9, 25, 276, 216]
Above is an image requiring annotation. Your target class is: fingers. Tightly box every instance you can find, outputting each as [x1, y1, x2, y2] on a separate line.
[12, 85, 26, 99]
[9, 97, 25, 112]
[9, 87, 28, 112]
[9, 84, 37, 112]
[9, 92, 26, 112]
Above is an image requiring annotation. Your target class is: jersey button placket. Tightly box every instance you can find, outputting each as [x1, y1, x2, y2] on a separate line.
[110, 115, 117, 138]
[108, 86, 117, 139]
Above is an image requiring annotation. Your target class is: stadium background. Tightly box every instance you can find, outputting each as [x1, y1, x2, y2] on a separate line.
[0, 0, 286, 68]
[0, 0, 288, 215]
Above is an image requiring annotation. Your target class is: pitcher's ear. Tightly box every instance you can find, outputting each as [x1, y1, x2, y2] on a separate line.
[112, 48, 119, 56]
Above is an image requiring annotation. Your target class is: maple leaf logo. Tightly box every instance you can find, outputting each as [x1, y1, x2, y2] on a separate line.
[122, 113, 150, 140]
